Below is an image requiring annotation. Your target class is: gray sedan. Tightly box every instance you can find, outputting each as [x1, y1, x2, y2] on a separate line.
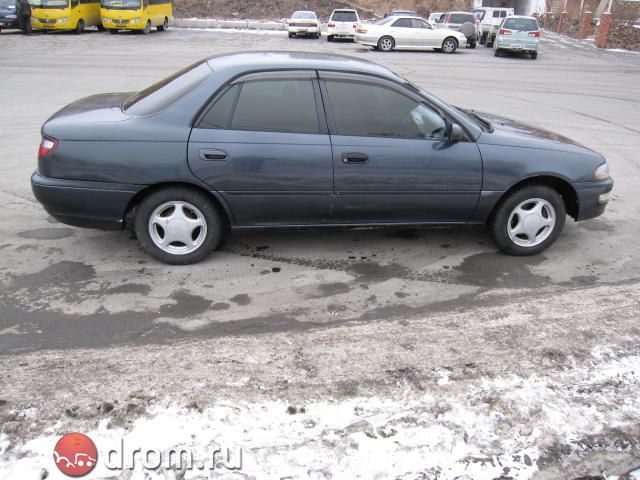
[31, 52, 613, 264]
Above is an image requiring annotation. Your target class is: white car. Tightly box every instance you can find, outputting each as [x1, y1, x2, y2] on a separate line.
[356, 16, 467, 53]
[327, 9, 359, 41]
[287, 11, 321, 38]
[428, 12, 444, 23]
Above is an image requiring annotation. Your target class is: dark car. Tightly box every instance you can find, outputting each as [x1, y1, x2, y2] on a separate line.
[31, 52, 613, 265]
[384, 9, 417, 18]
[0, 0, 20, 31]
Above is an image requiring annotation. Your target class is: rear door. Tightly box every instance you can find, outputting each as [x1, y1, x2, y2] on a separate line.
[319, 72, 482, 223]
[188, 71, 333, 226]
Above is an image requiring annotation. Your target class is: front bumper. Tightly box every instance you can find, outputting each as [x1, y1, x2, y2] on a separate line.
[102, 19, 145, 30]
[32, 18, 73, 30]
[575, 177, 614, 221]
[31, 172, 144, 230]
[0, 17, 20, 28]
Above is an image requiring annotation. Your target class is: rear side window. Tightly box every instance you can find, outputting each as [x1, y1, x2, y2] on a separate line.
[124, 61, 212, 116]
[392, 18, 413, 28]
[449, 13, 473, 23]
[502, 18, 538, 31]
[331, 11, 357, 22]
[208, 79, 320, 134]
[325, 80, 446, 140]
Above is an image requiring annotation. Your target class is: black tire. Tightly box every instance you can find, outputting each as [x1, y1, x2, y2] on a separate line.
[143, 20, 151, 34]
[469, 41, 477, 49]
[377, 35, 395, 52]
[441, 36, 458, 54]
[531, 52, 538, 59]
[494, 48, 501, 57]
[490, 185, 566, 256]
[134, 187, 223, 265]
[75, 19, 84, 34]
[97, 24, 105, 31]
[108, 28, 117, 34]
[288, 32, 293, 38]
[157, 17, 167, 31]
[327, 34, 333, 41]
[480, 32, 487, 45]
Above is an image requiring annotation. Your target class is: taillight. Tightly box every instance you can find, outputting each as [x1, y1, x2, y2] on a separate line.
[289, 22, 295, 26]
[528, 31, 540, 37]
[499, 28, 512, 35]
[38, 136, 58, 158]
[328, 22, 335, 28]
[356, 27, 367, 33]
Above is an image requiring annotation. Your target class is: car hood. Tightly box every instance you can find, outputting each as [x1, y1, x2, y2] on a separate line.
[43, 92, 133, 139]
[475, 111, 594, 154]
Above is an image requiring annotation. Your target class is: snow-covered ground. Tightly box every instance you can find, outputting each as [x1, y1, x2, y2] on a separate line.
[2, 347, 639, 479]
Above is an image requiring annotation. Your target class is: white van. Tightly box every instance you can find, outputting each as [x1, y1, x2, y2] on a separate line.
[327, 9, 360, 41]
[472, 7, 514, 45]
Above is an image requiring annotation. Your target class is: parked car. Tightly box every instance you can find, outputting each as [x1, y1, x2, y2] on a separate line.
[327, 8, 359, 41]
[472, 7, 514, 45]
[0, 0, 19, 32]
[31, 52, 613, 265]
[494, 16, 541, 59]
[384, 9, 417, 18]
[356, 16, 467, 53]
[428, 12, 443, 23]
[288, 10, 320, 38]
[437, 11, 479, 48]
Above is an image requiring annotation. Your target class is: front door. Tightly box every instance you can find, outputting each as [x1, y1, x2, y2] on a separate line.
[188, 72, 333, 226]
[319, 73, 482, 223]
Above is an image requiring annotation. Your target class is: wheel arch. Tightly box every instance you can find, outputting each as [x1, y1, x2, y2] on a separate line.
[490, 175, 579, 222]
[442, 36, 459, 48]
[123, 181, 233, 230]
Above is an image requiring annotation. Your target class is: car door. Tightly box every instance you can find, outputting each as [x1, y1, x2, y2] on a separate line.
[319, 72, 482, 223]
[188, 71, 333, 226]
[411, 18, 439, 47]
[388, 18, 415, 47]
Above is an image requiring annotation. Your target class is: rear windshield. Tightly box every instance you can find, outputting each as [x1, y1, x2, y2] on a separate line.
[331, 11, 357, 22]
[123, 61, 212, 116]
[376, 16, 395, 25]
[292, 11, 316, 19]
[502, 18, 538, 31]
[449, 13, 473, 23]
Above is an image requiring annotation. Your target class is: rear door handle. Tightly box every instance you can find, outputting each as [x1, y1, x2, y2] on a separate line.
[342, 152, 369, 164]
[200, 149, 228, 161]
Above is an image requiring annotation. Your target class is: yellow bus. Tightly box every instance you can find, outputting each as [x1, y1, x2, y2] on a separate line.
[31, 0, 101, 33]
[100, 0, 172, 34]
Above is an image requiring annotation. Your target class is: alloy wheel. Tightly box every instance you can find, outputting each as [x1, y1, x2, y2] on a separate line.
[148, 201, 208, 255]
[507, 198, 556, 247]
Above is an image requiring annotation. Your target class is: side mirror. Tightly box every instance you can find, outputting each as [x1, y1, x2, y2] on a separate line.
[448, 123, 464, 143]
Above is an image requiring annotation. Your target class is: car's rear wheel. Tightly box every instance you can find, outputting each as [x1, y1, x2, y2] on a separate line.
[531, 51, 538, 59]
[327, 34, 333, 41]
[157, 17, 168, 31]
[494, 47, 502, 57]
[441, 37, 458, 54]
[490, 185, 566, 256]
[134, 187, 223, 265]
[378, 36, 395, 52]
[469, 41, 477, 49]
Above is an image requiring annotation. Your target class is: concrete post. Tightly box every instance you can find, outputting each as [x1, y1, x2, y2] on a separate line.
[594, 11, 611, 48]
[543, 12, 553, 28]
[557, 11, 568, 33]
[578, 10, 593, 39]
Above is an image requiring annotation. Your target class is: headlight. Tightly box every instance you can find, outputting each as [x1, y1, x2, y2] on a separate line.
[6, 14, 17, 19]
[594, 163, 610, 181]
[130, 17, 140, 23]
[102, 17, 111, 22]
[57, 17, 69, 23]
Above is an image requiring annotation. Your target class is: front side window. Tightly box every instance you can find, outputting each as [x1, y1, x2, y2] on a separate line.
[231, 79, 319, 134]
[392, 18, 413, 28]
[325, 80, 447, 140]
[411, 19, 429, 29]
[493, 10, 501, 18]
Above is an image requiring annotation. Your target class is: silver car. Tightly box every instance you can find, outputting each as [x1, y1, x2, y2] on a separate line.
[494, 16, 541, 59]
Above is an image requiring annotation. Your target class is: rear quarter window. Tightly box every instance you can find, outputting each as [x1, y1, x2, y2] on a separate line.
[123, 61, 213, 116]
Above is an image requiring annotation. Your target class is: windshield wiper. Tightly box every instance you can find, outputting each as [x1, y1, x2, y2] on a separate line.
[457, 107, 493, 132]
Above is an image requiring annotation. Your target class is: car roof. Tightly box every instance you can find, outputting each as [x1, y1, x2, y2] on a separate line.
[506, 15, 538, 19]
[206, 51, 399, 80]
[332, 9, 357, 12]
[292, 10, 316, 14]
[445, 11, 474, 15]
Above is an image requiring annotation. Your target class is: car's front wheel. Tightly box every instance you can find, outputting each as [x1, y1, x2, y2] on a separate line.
[378, 36, 395, 52]
[490, 185, 566, 256]
[134, 187, 223, 265]
[441, 37, 458, 54]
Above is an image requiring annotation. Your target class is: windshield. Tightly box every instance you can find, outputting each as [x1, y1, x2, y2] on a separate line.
[100, 0, 141, 9]
[124, 60, 212, 116]
[331, 11, 357, 22]
[291, 11, 316, 19]
[31, 0, 68, 8]
[472, 9, 486, 20]
[0, 0, 16, 8]
[502, 17, 538, 31]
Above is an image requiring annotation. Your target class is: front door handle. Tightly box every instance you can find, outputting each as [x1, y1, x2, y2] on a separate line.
[200, 149, 228, 161]
[342, 152, 369, 164]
